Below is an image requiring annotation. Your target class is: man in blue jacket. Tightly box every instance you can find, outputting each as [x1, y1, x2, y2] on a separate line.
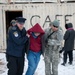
[6, 17, 30, 75]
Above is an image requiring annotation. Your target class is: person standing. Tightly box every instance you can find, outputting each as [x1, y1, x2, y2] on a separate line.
[6, 17, 30, 75]
[7, 19, 16, 41]
[60, 23, 75, 66]
[8, 19, 16, 32]
[43, 20, 63, 75]
[25, 23, 45, 75]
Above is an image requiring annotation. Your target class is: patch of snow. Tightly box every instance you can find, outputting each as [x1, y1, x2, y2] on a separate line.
[0, 51, 75, 75]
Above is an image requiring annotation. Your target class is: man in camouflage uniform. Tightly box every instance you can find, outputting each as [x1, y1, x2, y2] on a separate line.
[43, 20, 63, 75]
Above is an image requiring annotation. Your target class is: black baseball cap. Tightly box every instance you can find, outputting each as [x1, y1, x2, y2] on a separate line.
[16, 17, 26, 24]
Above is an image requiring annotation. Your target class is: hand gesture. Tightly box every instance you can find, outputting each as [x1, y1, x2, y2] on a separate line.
[26, 34, 30, 38]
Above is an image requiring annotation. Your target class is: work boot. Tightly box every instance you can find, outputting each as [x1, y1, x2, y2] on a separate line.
[61, 62, 65, 66]
[68, 62, 72, 65]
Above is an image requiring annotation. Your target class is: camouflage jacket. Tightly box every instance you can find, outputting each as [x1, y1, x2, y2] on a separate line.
[42, 28, 63, 48]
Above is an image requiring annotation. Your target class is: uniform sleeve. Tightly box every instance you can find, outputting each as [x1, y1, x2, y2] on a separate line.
[41, 28, 50, 55]
[21, 28, 26, 37]
[9, 30, 29, 45]
[57, 30, 63, 42]
[43, 28, 50, 42]
[48, 30, 63, 46]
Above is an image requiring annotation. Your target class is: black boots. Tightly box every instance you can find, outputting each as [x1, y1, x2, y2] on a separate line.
[68, 62, 72, 65]
[61, 63, 66, 66]
[61, 62, 72, 66]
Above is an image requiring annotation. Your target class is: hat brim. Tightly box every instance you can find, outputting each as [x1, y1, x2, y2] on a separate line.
[18, 22, 24, 25]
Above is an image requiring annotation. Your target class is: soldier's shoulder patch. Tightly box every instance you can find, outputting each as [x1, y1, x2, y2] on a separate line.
[13, 31, 18, 37]
[12, 26, 17, 30]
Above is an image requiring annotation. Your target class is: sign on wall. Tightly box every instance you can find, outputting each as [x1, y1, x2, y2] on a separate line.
[0, 0, 58, 4]
[31, 0, 57, 2]
[8, 0, 58, 3]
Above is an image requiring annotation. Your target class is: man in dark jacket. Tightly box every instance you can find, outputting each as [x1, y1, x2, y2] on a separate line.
[61, 23, 75, 66]
[6, 17, 30, 75]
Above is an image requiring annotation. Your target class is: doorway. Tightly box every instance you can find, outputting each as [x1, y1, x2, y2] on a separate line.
[5, 11, 22, 34]
[2, 10, 22, 50]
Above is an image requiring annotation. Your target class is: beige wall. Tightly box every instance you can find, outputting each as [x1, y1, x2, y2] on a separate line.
[0, 0, 58, 3]
[0, 3, 75, 51]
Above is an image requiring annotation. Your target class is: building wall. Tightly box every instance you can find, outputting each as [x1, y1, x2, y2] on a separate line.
[0, 0, 58, 3]
[0, 3, 75, 51]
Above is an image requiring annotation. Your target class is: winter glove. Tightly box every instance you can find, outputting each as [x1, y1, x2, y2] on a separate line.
[59, 50, 63, 53]
[59, 47, 64, 53]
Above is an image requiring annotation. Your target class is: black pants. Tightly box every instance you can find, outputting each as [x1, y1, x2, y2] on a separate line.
[6, 54, 25, 75]
[63, 51, 73, 63]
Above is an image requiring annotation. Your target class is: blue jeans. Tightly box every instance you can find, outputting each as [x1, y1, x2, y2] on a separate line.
[25, 50, 41, 75]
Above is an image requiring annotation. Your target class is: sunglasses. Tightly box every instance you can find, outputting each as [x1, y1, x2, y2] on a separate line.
[53, 25, 58, 28]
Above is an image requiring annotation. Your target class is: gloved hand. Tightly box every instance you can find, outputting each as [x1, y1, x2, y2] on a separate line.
[59, 47, 64, 53]
[59, 50, 63, 53]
